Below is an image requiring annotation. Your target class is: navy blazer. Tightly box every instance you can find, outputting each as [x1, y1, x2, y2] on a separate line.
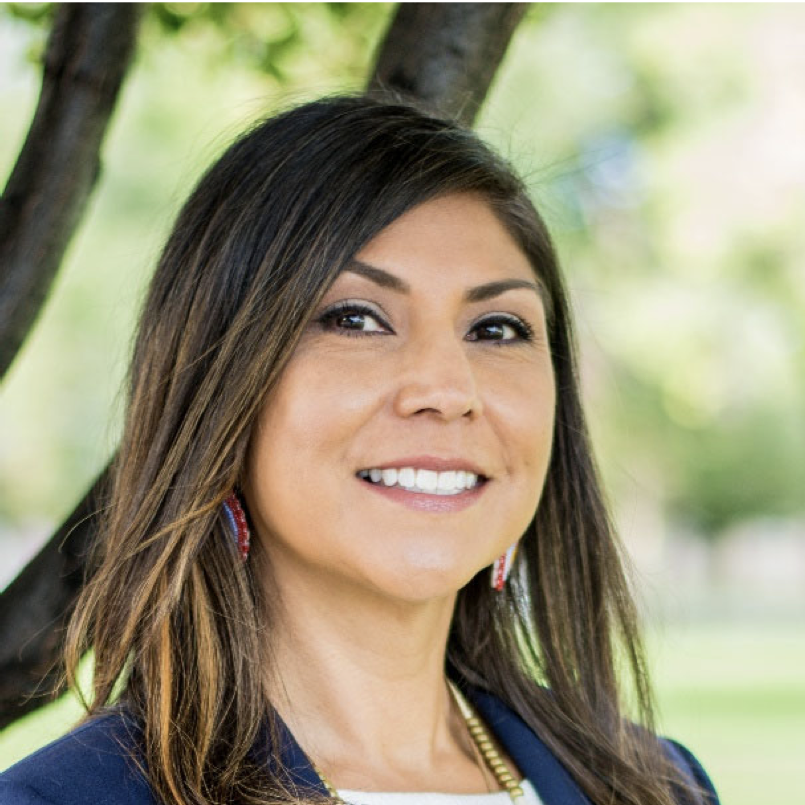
[0, 689, 719, 805]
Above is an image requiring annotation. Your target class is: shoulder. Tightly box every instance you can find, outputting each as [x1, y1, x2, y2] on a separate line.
[467, 685, 719, 805]
[0, 710, 157, 805]
[660, 737, 720, 805]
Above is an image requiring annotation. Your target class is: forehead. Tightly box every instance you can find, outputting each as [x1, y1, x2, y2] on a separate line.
[348, 194, 543, 295]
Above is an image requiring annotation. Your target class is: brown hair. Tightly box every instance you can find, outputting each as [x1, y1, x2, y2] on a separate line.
[67, 96, 696, 805]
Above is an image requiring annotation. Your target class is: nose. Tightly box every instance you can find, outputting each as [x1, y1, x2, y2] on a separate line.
[392, 332, 483, 421]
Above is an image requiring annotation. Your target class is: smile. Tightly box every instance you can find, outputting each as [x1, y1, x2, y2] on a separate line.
[356, 467, 484, 496]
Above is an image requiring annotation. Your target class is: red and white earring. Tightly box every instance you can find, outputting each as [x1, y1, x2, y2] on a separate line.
[222, 491, 251, 562]
[491, 542, 518, 591]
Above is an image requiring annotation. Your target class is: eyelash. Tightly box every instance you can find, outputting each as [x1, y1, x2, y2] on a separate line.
[316, 302, 393, 337]
[467, 314, 534, 344]
[315, 302, 534, 344]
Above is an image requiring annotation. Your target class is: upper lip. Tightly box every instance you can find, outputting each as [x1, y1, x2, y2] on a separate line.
[357, 455, 490, 478]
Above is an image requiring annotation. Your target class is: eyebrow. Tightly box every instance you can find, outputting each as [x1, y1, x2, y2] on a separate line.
[345, 259, 545, 303]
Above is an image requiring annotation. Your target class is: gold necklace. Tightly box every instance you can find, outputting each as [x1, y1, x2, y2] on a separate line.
[313, 682, 524, 802]
[448, 682, 524, 801]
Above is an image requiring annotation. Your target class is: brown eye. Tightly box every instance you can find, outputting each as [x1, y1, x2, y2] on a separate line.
[317, 303, 393, 335]
[337, 312, 374, 330]
[467, 315, 533, 343]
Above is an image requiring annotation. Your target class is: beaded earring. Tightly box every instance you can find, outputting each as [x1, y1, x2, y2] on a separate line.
[222, 491, 251, 562]
[491, 542, 518, 591]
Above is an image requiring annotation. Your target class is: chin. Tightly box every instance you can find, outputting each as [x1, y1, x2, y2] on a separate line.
[365, 559, 482, 604]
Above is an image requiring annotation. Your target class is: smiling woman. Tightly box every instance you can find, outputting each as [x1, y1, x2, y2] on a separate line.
[0, 97, 718, 805]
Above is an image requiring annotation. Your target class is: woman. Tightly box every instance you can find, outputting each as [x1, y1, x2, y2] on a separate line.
[0, 96, 718, 805]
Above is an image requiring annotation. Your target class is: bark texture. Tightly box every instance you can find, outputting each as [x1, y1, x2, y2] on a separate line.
[0, 3, 141, 381]
[0, 467, 109, 729]
[368, 3, 528, 126]
[0, 2, 528, 729]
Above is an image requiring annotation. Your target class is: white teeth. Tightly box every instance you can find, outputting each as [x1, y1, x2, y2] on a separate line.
[437, 471, 456, 491]
[416, 469, 438, 492]
[398, 467, 416, 487]
[358, 467, 483, 495]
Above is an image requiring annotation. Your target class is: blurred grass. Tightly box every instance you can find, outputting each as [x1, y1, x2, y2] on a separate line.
[2, 623, 803, 804]
[649, 623, 805, 805]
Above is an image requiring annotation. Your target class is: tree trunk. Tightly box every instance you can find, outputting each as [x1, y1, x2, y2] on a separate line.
[368, 3, 528, 126]
[0, 1, 529, 730]
[0, 3, 141, 382]
[0, 467, 109, 729]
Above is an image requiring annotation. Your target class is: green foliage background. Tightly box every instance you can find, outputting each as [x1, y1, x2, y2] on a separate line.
[1, 4, 804, 804]
[1, 4, 802, 540]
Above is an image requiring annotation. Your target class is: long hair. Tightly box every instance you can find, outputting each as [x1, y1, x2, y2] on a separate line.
[66, 96, 692, 805]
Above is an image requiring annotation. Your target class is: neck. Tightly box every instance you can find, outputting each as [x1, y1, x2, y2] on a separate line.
[262, 559, 483, 792]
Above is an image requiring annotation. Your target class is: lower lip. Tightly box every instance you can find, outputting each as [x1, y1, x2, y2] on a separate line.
[357, 477, 487, 513]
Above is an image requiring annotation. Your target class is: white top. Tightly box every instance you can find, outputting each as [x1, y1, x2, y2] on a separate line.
[338, 779, 543, 805]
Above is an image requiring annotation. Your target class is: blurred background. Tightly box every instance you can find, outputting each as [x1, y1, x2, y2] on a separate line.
[1, 4, 803, 803]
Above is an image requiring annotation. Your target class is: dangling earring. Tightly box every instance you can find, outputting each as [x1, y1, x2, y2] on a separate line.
[222, 491, 251, 562]
[491, 542, 518, 591]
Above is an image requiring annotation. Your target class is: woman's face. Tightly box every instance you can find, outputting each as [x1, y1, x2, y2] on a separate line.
[245, 193, 555, 602]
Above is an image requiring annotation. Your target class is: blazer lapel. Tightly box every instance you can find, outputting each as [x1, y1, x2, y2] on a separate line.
[469, 689, 592, 805]
[252, 712, 330, 799]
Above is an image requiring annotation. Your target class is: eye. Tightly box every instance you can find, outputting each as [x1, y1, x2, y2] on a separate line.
[316, 302, 393, 336]
[466, 314, 534, 344]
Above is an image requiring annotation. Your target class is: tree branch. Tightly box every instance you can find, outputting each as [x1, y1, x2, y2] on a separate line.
[0, 3, 141, 382]
[367, 3, 528, 126]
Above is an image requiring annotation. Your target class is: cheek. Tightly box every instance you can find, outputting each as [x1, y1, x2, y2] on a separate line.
[480, 365, 555, 546]
[492, 363, 556, 471]
[246, 369, 320, 534]
[247, 404, 335, 566]
[527, 392, 556, 489]
[245, 356, 384, 535]
[258, 358, 366, 458]
[523, 395, 555, 473]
